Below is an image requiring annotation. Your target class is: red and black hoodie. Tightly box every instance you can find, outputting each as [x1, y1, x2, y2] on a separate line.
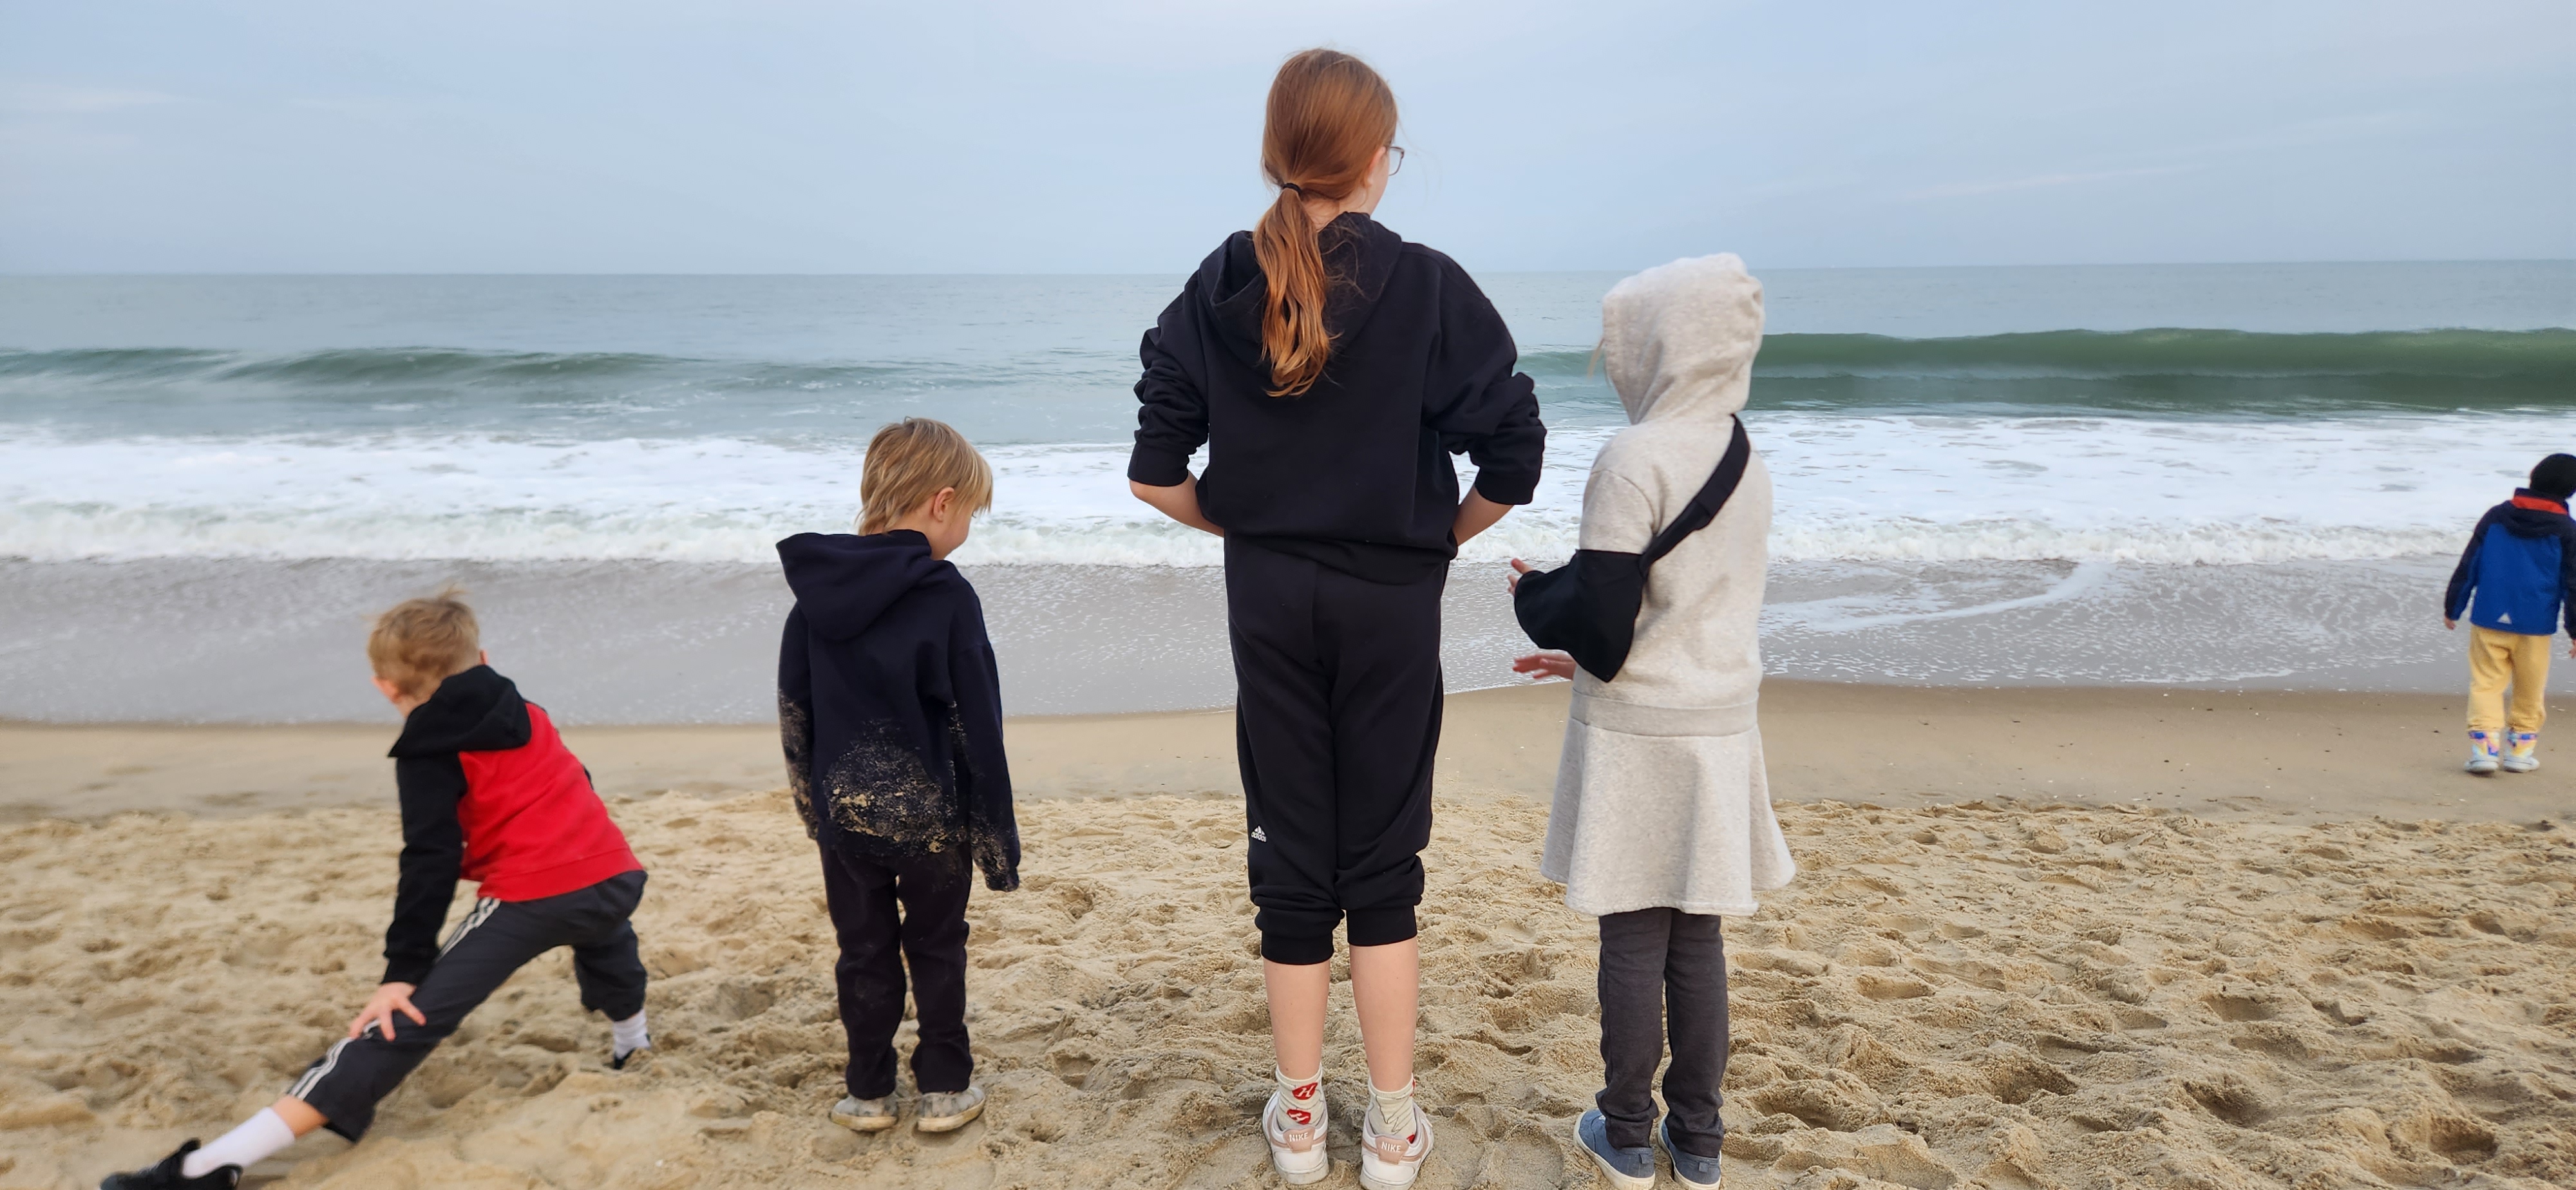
[382, 665, 640, 985]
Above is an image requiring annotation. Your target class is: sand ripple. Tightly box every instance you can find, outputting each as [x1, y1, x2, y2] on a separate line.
[3, 791, 2573, 1187]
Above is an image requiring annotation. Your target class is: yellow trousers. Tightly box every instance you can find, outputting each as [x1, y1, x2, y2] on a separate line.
[2467, 624, 2552, 736]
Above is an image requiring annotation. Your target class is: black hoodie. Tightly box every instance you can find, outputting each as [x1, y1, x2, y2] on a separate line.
[1130, 213, 1547, 582]
[777, 529, 1019, 890]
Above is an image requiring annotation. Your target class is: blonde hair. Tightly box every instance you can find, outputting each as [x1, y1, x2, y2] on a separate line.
[858, 418, 994, 534]
[368, 587, 480, 697]
[1255, 49, 1399, 397]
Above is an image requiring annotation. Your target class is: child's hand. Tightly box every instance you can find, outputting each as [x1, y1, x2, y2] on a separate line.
[1508, 558, 1535, 594]
[1512, 651, 1577, 681]
[348, 982, 424, 1040]
[2445, 618, 2456, 630]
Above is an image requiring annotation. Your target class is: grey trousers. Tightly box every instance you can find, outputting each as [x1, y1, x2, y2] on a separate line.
[1596, 907, 1728, 1154]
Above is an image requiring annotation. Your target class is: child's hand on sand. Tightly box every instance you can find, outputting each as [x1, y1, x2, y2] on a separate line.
[349, 982, 424, 1040]
[1513, 651, 1576, 682]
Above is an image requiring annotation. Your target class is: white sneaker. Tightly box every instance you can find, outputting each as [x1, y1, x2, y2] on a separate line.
[2465, 731, 2500, 775]
[1262, 1076, 1331, 1185]
[916, 1084, 985, 1133]
[1359, 1097, 1432, 1190]
[2502, 732, 2541, 773]
[829, 1094, 898, 1132]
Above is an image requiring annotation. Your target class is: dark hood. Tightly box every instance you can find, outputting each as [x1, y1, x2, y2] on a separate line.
[1199, 212, 1405, 375]
[390, 665, 531, 757]
[2499, 489, 2574, 538]
[778, 530, 954, 641]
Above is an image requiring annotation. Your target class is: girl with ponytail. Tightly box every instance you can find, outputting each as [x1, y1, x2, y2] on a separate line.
[1127, 48, 1547, 1190]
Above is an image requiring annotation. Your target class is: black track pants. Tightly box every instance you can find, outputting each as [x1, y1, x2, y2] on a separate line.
[289, 870, 648, 1141]
[819, 843, 974, 1099]
[1224, 540, 1445, 966]
[1596, 907, 1728, 1154]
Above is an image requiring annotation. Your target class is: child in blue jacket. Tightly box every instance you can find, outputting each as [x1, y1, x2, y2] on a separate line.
[2445, 453, 2576, 774]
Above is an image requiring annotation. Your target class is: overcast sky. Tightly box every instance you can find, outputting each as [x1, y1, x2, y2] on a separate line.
[2, 1, 2568, 274]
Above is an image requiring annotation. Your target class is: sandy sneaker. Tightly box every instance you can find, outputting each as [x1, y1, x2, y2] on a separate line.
[916, 1085, 986, 1133]
[1662, 1117, 1725, 1189]
[1359, 1096, 1432, 1190]
[828, 1095, 899, 1133]
[1262, 1072, 1331, 1185]
[2465, 731, 2500, 775]
[97, 1141, 240, 1189]
[2503, 732, 2541, 773]
[1574, 1110, 1653, 1189]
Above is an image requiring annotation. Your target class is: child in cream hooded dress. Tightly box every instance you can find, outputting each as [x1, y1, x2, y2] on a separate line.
[1537, 253, 1796, 1185]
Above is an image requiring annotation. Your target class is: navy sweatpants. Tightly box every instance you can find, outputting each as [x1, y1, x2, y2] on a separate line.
[289, 870, 648, 1140]
[1224, 540, 1446, 966]
[818, 842, 975, 1099]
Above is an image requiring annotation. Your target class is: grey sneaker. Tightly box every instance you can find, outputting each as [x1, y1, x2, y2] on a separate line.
[1576, 1110, 1654, 1189]
[916, 1084, 985, 1133]
[829, 1095, 898, 1133]
[1662, 1117, 1723, 1189]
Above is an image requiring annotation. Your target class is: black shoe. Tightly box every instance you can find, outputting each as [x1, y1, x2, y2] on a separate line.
[99, 1140, 240, 1189]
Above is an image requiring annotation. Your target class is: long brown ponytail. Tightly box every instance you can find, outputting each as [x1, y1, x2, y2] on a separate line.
[1253, 49, 1398, 397]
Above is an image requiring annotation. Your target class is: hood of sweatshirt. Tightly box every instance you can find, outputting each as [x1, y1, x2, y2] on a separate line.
[1199, 212, 1405, 375]
[390, 665, 532, 757]
[2498, 488, 2575, 537]
[777, 529, 955, 641]
[1599, 253, 1766, 426]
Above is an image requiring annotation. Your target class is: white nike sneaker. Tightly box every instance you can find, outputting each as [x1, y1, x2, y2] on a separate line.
[2465, 731, 2500, 775]
[1262, 1075, 1330, 1185]
[2502, 732, 2541, 773]
[1359, 1096, 1432, 1190]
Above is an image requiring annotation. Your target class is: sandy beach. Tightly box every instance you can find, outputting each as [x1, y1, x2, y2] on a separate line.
[3, 682, 2572, 1189]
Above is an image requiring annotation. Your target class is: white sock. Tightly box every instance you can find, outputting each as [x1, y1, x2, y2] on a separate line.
[1369, 1079, 1418, 1133]
[611, 1009, 650, 1059]
[182, 1107, 296, 1178]
[1274, 1066, 1324, 1129]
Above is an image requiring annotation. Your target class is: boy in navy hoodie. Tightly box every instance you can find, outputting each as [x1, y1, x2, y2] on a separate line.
[100, 592, 649, 1189]
[2445, 453, 2576, 775]
[779, 418, 1019, 1137]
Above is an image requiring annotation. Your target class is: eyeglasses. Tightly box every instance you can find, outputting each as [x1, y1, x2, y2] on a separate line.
[1388, 145, 1405, 175]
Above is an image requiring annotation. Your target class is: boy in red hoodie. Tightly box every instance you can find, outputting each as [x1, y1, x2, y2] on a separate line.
[100, 592, 650, 1189]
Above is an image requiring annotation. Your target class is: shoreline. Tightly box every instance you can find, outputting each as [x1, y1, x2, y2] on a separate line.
[0, 556, 2481, 726]
[6, 679, 2564, 826]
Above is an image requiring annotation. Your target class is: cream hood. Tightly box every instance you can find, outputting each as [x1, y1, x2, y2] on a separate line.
[1598, 253, 1765, 425]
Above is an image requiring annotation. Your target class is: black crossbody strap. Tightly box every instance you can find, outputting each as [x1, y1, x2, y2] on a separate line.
[1641, 416, 1752, 565]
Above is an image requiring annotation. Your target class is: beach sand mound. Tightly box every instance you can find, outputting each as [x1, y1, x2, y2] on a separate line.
[3, 790, 2573, 1189]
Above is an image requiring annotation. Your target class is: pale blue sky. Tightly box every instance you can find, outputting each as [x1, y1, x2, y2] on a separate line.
[2, 1, 2568, 273]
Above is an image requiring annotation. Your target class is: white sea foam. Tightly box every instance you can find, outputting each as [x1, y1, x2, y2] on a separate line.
[0, 411, 2549, 566]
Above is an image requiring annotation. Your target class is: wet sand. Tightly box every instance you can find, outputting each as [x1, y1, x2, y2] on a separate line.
[4, 681, 2567, 826]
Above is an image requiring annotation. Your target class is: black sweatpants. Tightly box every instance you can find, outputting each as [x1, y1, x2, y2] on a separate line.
[819, 842, 974, 1099]
[289, 870, 648, 1141]
[1224, 540, 1445, 966]
[1597, 907, 1729, 1154]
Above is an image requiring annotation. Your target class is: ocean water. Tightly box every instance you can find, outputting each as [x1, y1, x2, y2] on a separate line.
[2, 262, 2571, 721]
